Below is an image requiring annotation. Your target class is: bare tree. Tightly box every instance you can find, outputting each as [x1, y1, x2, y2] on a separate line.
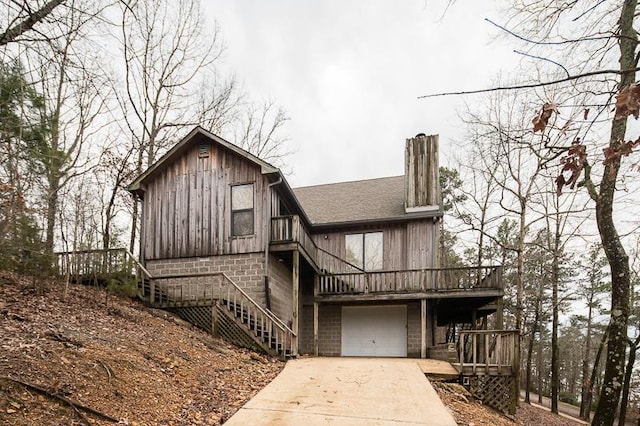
[116, 0, 239, 253]
[579, 244, 610, 419]
[436, 2, 639, 421]
[0, 0, 68, 46]
[233, 99, 290, 168]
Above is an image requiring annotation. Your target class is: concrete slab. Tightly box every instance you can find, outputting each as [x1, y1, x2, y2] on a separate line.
[225, 357, 457, 425]
[416, 359, 460, 377]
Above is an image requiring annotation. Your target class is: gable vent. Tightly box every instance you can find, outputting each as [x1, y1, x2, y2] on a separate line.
[198, 143, 210, 158]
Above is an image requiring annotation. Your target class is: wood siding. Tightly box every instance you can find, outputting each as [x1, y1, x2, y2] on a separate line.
[405, 134, 441, 209]
[311, 221, 435, 273]
[142, 142, 268, 260]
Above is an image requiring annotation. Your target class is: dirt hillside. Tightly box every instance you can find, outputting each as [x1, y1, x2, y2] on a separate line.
[0, 273, 283, 425]
[0, 272, 587, 426]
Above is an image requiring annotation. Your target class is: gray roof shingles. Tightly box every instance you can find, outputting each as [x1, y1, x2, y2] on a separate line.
[292, 176, 407, 225]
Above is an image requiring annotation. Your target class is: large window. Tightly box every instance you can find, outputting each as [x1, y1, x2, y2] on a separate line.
[231, 183, 254, 236]
[345, 232, 383, 271]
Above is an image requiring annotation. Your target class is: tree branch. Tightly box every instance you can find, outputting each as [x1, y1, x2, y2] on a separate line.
[0, 0, 67, 46]
[418, 67, 640, 99]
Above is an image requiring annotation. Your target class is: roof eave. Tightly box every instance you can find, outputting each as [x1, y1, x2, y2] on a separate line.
[308, 209, 444, 230]
[127, 126, 279, 195]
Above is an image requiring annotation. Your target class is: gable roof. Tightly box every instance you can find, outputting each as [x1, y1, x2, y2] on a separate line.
[128, 126, 279, 196]
[293, 176, 440, 227]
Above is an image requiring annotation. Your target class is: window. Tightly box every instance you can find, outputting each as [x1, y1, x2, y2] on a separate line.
[231, 183, 254, 236]
[345, 232, 383, 271]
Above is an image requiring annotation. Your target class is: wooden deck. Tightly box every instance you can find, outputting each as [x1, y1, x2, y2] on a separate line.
[270, 215, 503, 298]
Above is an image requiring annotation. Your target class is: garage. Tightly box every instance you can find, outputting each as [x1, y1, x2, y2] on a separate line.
[341, 305, 407, 357]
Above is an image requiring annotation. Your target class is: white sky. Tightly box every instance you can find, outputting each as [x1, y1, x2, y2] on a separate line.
[203, 0, 516, 188]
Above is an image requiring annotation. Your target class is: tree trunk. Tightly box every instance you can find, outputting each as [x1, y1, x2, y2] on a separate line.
[551, 211, 561, 414]
[515, 198, 526, 406]
[129, 148, 144, 254]
[587, 326, 609, 421]
[45, 175, 59, 254]
[619, 339, 638, 426]
[581, 298, 595, 418]
[525, 324, 535, 403]
[537, 337, 543, 404]
[592, 2, 636, 423]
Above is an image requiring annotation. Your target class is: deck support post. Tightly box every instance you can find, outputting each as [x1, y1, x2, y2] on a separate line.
[421, 299, 427, 358]
[149, 279, 155, 304]
[495, 297, 504, 330]
[313, 275, 319, 356]
[292, 250, 299, 356]
[211, 302, 218, 335]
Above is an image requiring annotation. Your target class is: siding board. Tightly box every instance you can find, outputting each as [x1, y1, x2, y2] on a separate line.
[143, 142, 267, 260]
[311, 222, 434, 273]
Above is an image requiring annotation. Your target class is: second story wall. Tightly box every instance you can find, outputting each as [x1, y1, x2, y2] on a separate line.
[142, 141, 268, 260]
[311, 219, 437, 273]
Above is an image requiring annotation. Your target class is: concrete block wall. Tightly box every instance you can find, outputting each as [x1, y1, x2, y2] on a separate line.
[146, 252, 266, 307]
[268, 254, 293, 325]
[318, 305, 341, 356]
[298, 279, 315, 354]
[407, 302, 421, 358]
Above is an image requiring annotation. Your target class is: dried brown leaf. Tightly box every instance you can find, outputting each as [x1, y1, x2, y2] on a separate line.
[532, 102, 558, 133]
[615, 84, 640, 120]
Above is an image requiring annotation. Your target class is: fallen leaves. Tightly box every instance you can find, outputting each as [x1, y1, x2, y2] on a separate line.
[432, 381, 584, 426]
[0, 272, 283, 425]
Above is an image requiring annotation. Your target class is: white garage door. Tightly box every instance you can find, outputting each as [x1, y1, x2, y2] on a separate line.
[341, 305, 407, 357]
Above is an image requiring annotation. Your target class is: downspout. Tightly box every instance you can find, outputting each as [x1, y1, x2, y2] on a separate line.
[264, 177, 282, 310]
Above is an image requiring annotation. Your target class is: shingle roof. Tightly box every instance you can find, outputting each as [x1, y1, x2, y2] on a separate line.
[292, 176, 408, 225]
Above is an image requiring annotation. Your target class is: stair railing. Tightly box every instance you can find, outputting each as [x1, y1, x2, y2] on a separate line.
[122, 249, 156, 301]
[142, 271, 295, 355]
[218, 273, 295, 355]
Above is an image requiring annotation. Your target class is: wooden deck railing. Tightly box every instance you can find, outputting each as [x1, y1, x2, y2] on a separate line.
[55, 248, 135, 278]
[317, 265, 503, 295]
[270, 215, 317, 261]
[457, 330, 519, 374]
[154, 272, 296, 356]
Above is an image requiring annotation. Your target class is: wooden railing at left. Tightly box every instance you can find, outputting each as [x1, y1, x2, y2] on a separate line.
[55, 248, 134, 278]
[457, 330, 519, 374]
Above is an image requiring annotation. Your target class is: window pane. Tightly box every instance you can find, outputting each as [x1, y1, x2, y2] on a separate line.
[345, 234, 363, 270]
[232, 184, 253, 210]
[364, 232, 383, 270]
[232, 210, 254, 236]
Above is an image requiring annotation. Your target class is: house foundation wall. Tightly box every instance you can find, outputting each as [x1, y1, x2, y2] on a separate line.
[318, 304, 341, 356]
[407, 302, 421, 358]
[298, 278, 315, 355]
[268, 253, 294, 326]
[145, 253, 266, 307]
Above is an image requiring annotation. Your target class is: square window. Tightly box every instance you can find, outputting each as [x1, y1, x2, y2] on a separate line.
[345, 232, 383, 271]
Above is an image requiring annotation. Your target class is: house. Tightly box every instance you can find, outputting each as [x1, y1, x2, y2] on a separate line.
[126, 126, 507, 361]
[54, 126, 516, 413]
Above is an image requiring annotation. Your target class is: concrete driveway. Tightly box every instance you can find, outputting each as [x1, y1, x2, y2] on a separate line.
[225, 357, 456, 425]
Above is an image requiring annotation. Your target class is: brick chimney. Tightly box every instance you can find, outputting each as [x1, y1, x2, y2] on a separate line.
[404, 134, 441, 213]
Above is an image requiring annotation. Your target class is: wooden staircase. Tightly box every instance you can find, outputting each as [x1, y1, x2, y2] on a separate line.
[137, 272, 295, 359]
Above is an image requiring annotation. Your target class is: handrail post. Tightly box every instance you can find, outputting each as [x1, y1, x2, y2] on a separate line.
[150, 279, 155, 304]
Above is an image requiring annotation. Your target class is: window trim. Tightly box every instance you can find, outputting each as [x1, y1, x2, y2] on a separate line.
[230, 183, 255, 237]
[345, 231, 384, 271]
